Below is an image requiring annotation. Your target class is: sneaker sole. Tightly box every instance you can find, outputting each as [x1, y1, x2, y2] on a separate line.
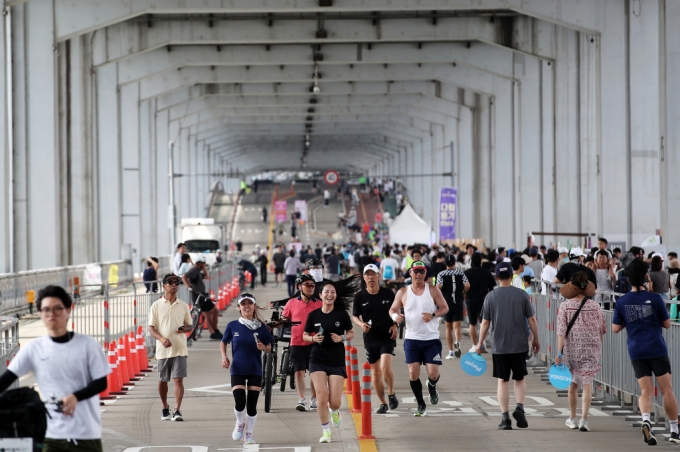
[455, 351, 462, 358]
[668, 437, 680, 444]
[566, 423, 578, 430]
[642, 424, 657, 445]
[296, 405, 307, 412]
[445, 356, 454, 360]
[513, 410, 528, 428]
[499, 424, 513, 430]
[172, 417, 183, 422]
[414, 412, 426, 417]
[161, 417, 171, 421]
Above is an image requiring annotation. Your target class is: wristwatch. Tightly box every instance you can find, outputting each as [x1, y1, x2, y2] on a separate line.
[432, 312, 437, 319]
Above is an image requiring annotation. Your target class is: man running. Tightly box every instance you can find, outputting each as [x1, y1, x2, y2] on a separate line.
[389, 260, 448, 416]
[282, 273, 321, 411]
[613, 259, 680, 444]
[352, 264, 399, 413]
[464, 252, 496, 352]
[475, 261, 540, 430]
[436, 254, 470, 359]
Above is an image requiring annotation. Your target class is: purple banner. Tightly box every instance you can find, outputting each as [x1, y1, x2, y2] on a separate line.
[438, 187, 457, 240]
[275, 200, 288, 223]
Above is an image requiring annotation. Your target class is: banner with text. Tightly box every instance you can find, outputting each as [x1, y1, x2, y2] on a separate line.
[275, 200, 288, 223]
[294, 200, 308, 222]
[438, 187, 458, 240]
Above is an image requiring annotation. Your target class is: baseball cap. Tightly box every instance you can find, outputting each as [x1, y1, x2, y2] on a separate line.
[195, 254, 207, 263]
[495, 262, 512, 277]
[558, 247, 568, 254]
[162, 273, 181, 284]
[237, 293, 256, 304]
[529, 246, 539, 257]
[363, 264, 380, 274]
[445, 254, 456, 266]
[569, 247, 584, 257]
[410, 260, 427, 270]
[521, 254, 532, 265]
[652, 252, 665, 261]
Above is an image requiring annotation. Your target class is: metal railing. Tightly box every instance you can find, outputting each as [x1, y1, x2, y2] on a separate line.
[0, 316, 19, 390]
[530, 279, 680, 415]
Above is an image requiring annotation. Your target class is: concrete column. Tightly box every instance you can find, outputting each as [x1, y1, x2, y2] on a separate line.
[664, 1, 680, 250]
[120, 82, 142, 272]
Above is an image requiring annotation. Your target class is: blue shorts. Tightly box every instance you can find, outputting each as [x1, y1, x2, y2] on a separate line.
[404, 339, 443, 365]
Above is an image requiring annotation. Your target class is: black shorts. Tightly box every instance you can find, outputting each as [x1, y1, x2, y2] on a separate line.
[192, 292, 215, 313]
[466, 298, 484, 326]
[492, 353, 528, 381]
[365, 340, 396, 364]
[632, 355, 672, 379]
[275, 267, 284, 275]
[444, 299, 464, 322]
[309, 362, 347, 378]
[231, 374, 263, 388]
[290, 345, 313, 373]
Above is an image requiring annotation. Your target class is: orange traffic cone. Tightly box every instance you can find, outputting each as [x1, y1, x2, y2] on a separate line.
[107, 342, 125, 395]
[117, 337, 131, 386]
[128, 332, 142, 376]
[136, 325, 151, 371]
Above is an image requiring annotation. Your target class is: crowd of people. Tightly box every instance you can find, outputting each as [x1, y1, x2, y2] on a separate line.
[2, 235, 680, 449]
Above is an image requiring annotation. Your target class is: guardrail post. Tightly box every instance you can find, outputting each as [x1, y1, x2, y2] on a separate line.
[344, 340, 352, 394]
[103, 285, 110, 352]
[350, 346, 361, 412]
[359, 361, 375, 439]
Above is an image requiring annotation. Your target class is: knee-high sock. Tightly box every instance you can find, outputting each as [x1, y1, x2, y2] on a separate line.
[410, 379, 425, 405]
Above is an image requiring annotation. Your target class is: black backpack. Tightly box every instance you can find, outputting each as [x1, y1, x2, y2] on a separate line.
[613, 273, 632, 298]
[0, 387, 48, 451]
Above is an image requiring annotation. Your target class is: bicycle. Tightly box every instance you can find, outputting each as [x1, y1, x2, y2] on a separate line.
[186, 293, 214, 342]
[261, 304, 300, 413]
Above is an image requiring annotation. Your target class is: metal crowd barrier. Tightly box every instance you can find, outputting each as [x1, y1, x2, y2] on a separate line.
[0, 316, 19, 390]
[530, 279, 680, 414]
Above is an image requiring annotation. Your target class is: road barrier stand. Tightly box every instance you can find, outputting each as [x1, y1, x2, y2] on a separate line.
[344, 340, 352, 394]
[136, 325, 151, 371]
[350, 347, 361, 413]
[359, 361, 375, 440]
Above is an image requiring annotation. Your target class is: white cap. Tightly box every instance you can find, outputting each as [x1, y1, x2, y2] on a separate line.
[363, 264, 380, 275]
[503, 257, 511, 263]
[558, 247, 568, 254]
[521, 254, 532, 264]
[195, 254, 207, 263]
[652, 252, 665, 260]
[569, 247, 584, 257]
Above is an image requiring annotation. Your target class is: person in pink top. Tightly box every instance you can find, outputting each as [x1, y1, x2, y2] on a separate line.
[282, 273, 323, 411]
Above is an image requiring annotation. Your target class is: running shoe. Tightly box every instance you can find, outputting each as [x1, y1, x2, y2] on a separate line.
[172, 409, 183, 422]
[512, 407, 528, 428]
[498, 419, 512, 430]
[330, 408, 341, 428]
[565, 417, 578, 429]
[414, 402, 427, 417]
[310, 397, 318, 410]
[388, 393, 399, 410]
[296, 398, 307, 412]
[244, 433, 256, 445]
[427, 380, 439, 405]
[578, 419, 589, 432]
[669, 432, 680, 444]
[446, 351, 455, 360]
[642, 420, 657, 445]
[209, 332, 222, 341]
[454, 342, 462, 358]
[232, 422, 244, 441]
[376, 404, 388, 414]
[319, 430, 332, 443]
[161, 408, 171, 421]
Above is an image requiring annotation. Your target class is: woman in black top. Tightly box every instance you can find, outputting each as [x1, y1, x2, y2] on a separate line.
[303, 282, 354, 443]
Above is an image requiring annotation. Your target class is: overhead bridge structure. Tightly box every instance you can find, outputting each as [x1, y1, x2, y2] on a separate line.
[0, 0, 679, 273]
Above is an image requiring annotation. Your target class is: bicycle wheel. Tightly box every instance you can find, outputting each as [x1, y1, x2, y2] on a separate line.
[195, 313, 205, 340]
[264, 352, 274, 413]
[279, 349, 289, 392]
[189, 309, 200, 340]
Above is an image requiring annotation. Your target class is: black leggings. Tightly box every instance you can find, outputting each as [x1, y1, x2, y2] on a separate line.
[233, 389, 260, 416]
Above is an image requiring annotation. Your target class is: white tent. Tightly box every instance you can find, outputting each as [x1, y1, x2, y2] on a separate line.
[389, 204, 433, 245]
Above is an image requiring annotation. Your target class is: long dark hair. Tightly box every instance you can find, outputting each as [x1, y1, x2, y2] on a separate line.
[319, 275, 361, 311]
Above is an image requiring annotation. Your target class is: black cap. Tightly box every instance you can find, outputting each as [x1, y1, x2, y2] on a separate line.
[495, 262, 512, 277]
[445, 254, 456, 266]
[162, 273, 181, 284]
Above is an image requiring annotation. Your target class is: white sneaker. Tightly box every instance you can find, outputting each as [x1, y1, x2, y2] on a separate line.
[565, 417, 578, 429]
[244, 433, 256, 444]
[310, 397, 318, 410]
[296, 398, 307, 411]
[232, 422, 244, 440]
[446, 351, 455, 360]
[578, 419, 590, 432]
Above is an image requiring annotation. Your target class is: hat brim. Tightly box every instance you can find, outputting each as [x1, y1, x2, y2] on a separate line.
[410, 266, 427, 271]
[559, 281, 596, 299]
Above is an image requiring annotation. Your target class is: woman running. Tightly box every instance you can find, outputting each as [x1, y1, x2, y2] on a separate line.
[303, 282, 355, 443]
[220, 293, 274, 445]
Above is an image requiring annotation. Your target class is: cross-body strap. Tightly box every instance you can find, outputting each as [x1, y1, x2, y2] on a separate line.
[565, 297, 589, 339]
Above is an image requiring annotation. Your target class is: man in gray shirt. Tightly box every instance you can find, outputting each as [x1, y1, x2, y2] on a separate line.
[527, 246, 544, 278]
[475, 261, 540, 431]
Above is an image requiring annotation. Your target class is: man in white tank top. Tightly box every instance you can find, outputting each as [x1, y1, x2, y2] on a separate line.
[389, 260, 449, 416]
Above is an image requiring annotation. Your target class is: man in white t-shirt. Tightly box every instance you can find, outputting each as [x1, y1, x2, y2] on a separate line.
[540, 250, 560, 295]
[1, 285, 110, 452]
[173, 242, 186, 274]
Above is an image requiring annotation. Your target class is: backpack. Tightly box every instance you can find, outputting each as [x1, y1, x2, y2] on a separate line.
[613, 274, 632, 298]
[0, 387, 49, 451]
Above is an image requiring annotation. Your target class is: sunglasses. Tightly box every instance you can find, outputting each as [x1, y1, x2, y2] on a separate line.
[164, 280, 180, 285]
[411, 269, 426, 275]
[301, 283, 316, 288]
[40, 306, 66, 315]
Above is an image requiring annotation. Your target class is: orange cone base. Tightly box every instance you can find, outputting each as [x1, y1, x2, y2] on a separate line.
[358, 435, 376, 440]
